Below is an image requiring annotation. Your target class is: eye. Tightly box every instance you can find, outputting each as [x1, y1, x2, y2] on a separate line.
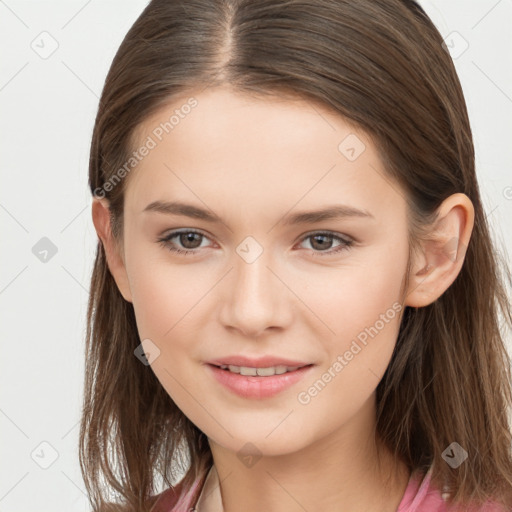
[297, 231, 354, 257]
[157, 229, 354, 257]
[157, 229, 213, 256]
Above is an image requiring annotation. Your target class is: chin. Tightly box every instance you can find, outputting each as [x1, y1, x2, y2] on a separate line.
[208, 425, 313, 460]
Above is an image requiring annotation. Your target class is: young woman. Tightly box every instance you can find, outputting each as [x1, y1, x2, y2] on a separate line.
[79, 1, 512, 511]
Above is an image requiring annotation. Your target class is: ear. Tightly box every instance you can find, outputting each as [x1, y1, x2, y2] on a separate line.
[405, 193, 474, 308]
[91, 198, 133, 303]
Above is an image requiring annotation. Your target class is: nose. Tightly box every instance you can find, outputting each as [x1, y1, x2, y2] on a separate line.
[218, 246, 294, 338]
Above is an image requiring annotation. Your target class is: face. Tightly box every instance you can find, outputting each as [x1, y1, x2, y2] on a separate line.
[115, 86, 411, 456]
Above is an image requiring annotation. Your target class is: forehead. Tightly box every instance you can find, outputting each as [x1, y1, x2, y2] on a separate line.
[124, 86, 404, 224]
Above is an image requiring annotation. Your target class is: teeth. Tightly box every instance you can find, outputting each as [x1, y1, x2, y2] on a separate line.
[219, 364, 302, 376]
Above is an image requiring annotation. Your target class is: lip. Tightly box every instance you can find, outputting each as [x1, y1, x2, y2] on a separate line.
[205, 363, 315, 399]
[207, 355, 312, 368]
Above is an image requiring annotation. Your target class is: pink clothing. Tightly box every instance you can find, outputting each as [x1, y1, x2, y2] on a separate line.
[149, 465, 506, 512]
[396, 468, 505, 512]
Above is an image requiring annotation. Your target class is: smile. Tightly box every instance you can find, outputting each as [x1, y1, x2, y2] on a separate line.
[206, 363, 314, 399]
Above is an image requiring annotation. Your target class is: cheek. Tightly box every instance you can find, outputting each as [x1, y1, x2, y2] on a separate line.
[127, 242, 213, 342]
[310, 255, 405, 330]
[127, 255, 212, 417]
[293, 300, 403, 440]
[299, 241, 407, 395]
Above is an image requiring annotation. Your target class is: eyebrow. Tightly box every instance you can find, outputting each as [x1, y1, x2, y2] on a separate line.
[143, 200, 374, 225]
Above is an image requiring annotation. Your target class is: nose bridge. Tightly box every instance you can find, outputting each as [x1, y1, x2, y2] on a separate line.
[219, 237, 291, 335]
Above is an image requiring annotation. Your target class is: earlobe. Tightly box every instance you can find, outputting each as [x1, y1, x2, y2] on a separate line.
[91, 198, 133, 303]
[405, 193, 474, 308]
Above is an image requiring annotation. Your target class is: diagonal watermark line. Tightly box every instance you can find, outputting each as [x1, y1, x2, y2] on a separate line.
[264, 266, 336, 335]
[61, 470, 88, 497]
[0, 0, 29, 28]
[61, 420, 80, 440]
[61, 265, 89, 294]
[306, 101, 337, 132]
[163, 366, 234, 437]
[484, 204, 499, 222]
[0, 408, 29, 438]
[402, 257, 432, 299]
[265, 409, 294, 438]
[61, 205, 88, 233]
[402, 250, 450, 302]
[367, 162, 408, 206]
[201, 469, 233, 503]
[368, 367, 380, 380]
[163, 162, 233, 234]
[61, 60, 99, 99]
[471, 0, 503, 30]
[0, 266, 28, 295]
[264, 470, 310, 512]
[266, 163, 337, 234]
[0, 472, 29, 502]
[0, 62, 29, 92]
[163, 267, 234, 337]
[0, 204, 29, 233]
[61, 0, 93, 29]
[472, 61, 512, 105]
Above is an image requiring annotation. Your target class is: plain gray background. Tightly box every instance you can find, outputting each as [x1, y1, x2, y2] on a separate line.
[1, 1, 511, 510]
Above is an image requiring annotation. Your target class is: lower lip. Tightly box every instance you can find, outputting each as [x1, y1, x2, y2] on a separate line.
[206, 363, 314, 399]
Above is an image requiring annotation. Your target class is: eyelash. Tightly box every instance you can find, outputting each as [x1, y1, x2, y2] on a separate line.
[157, 229, 354, 257]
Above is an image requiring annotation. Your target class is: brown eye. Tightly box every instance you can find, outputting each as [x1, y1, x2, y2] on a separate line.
[157, 229, 212, 255]
[299, 231, 354, 257]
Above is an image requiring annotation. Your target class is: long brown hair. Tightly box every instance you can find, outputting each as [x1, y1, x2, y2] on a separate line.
[79, 1, 512, 510]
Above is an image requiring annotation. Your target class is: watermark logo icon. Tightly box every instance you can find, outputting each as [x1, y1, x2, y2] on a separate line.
[236, 236, 264, 264]
[32, 237, 58, 263]
[31, 441, 59, 469]
[30, 31, 59, 59]
[338, 134, 366, 162]
[237, 442, 263, 468]
[442, 31, 469, 60]
[134, 338, 161, 365]
[442, 442, 468, 468]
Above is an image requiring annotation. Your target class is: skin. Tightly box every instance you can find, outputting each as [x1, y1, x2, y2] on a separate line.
[92, 86, 474, 512]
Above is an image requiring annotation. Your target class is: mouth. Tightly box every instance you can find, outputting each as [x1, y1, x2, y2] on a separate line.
[205, 363, 315, 399]
[210, 363, 313, 377]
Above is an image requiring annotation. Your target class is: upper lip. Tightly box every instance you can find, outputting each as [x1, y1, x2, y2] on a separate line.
[207, 355, 313, 368]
